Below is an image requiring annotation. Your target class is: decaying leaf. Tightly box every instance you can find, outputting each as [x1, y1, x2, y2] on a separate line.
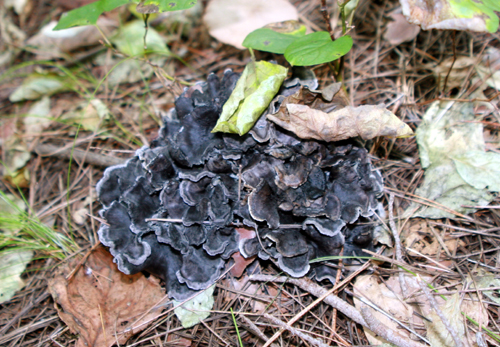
[354, 274, 488, 347]
[425, 293, 465, 347]
[2, 133, 31, 187]
[474, 268, 500, 305]
[384, 12, 420, 45]
[0, 6, 26, 69]
[451, 151, 500, 192]
[62, 98, 111, 132]
[0, 251, 33, 304]
[353, 274, 415, 345]
[268, 103, 413, 142]
[9, 74, 70, 102]
[400, 0, 500, 33]
[433, 46, 500, 94]
[24, 96, 52, 136]
[212, 60, 287, 135]
[173, 285, 215, 328]
[406, 100, 495, 218]
[402, 219, 465, 257]
[203, 0, 298, 49]
[48, 246, 165, 347]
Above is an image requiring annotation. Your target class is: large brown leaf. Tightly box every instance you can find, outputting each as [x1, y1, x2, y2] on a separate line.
[268, 103, 413, 142]
[48, 246, 165, 347]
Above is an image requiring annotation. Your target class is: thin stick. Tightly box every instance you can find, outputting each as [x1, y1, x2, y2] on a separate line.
[34, 143, 125, 167]
[238, 314, 278, 347]
[251, 275, 427, 347]
[320, 0, 335, 41]
[389, 193, 408, 296]
[263, 313, 330, 347]
[260, 252, 372, 347]
[360, 307, 427, 347]
[442, 30, 457, 94]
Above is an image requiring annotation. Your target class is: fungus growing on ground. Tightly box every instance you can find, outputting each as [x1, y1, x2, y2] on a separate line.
[96, 70, 384, 301]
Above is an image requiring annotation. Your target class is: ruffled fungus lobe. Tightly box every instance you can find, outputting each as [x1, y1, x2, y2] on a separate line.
[97, 70, 384, 301]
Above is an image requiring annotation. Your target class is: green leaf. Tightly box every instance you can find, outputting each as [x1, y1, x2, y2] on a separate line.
[243, 25, 306, 54]
[285, 32, 353, 66]
[451, 150, 500, 192]
[143, 0, 198, 12]
[212, 61, 287, 135]
[482, 0, 500, 11]
[112, 20, 169, 56]
[54, 0, 130, 30]
[0, 251, 33, 304]
[173, 285, 215, 328]
[9, 74, 70, 102]
[54, 0, 198, 30]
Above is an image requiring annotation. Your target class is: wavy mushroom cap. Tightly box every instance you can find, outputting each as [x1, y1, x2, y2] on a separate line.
[97, 71, 384, 301]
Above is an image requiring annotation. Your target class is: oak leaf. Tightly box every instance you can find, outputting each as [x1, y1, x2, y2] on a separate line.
[48, 246, 165, 347]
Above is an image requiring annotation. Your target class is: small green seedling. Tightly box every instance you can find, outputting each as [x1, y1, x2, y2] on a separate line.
[243, 0, 356, 67]
[243, 24, 352, 67]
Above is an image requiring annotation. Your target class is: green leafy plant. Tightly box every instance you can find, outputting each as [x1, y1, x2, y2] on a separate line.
[54, 0, 198, 30]
[243, 0, 354, 68]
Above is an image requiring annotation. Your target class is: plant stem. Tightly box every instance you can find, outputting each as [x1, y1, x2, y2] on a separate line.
[320, 0, 335, 41]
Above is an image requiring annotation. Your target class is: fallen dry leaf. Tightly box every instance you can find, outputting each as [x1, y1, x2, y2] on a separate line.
[48, 246, 166, 347]
[433, 46, 500, 94]
[354, 273, 489, 346]
[400, 0, 499, 33]
[268, 103, 413, 142]
[402, 219, 465, 257]
[203, 0, 298, 49]
[384, 12, 420, 45]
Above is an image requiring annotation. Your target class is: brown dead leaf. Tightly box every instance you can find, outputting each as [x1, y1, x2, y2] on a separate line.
[402, 219, 465, 256]
[434, 47, 500, 93]
[48, 246, 166, 347]
[268, 103, 413, 142]
[384, 12, 420, 45]
[354, 273, 489, 346]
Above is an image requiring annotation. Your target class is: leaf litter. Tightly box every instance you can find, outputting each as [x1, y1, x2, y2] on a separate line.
[48, 246, 166, 347]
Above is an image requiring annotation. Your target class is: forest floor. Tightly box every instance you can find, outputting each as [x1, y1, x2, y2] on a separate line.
[1, 0, 500, 346]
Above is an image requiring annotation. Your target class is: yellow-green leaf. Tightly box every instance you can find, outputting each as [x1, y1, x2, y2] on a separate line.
[212, 60, 287, 135]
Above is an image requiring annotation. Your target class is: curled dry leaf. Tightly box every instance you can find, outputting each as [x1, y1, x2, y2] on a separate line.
[48, 246, 165, 347]
[268, 103, 413, 142]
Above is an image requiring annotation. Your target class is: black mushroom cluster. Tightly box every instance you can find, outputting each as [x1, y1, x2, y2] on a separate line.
[96, 70, 384, 301]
